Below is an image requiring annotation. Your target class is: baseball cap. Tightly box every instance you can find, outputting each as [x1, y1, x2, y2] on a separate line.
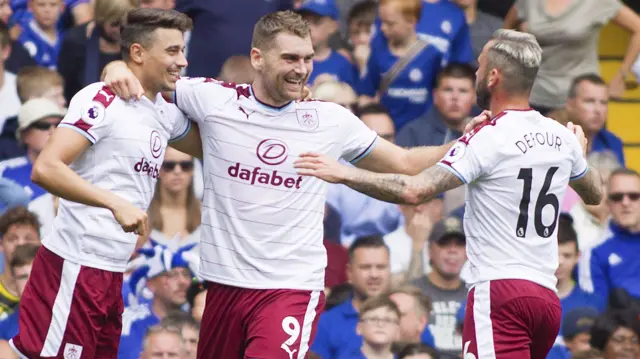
[561, 307, 599, 339]
[429, 217, 465, 243]
[16, 98, 65, 139]
[297, 0, 340, 20]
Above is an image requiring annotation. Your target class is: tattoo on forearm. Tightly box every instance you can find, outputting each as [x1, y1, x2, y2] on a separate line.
[571, 166, 603, 205]
[342, 165, 464, 205]
[406, 249, 425, 282]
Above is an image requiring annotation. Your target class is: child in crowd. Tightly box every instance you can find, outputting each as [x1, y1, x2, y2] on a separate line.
[17, 0, 63, 69]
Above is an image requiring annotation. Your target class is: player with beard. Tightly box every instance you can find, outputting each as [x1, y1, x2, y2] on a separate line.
[294, 29, 604, 359]
[102, 10, 491, 359]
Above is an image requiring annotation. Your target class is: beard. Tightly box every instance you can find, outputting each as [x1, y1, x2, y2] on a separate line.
[475, 75, 492, 110]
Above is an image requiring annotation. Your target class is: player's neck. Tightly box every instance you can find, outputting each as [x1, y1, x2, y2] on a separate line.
[251, 79, 291, 108]
[427, 270, 462, 291]
[556, 278, 575, 299]
[463, 4, 478, 24]
[489, 94, 532, 118]
[128, 64, 161, 101]
[314, 45, 332, 61]
[361, 342, 393, 359]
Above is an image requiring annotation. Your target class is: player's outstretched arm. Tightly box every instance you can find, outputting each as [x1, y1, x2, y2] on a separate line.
[169, 122, 203, 160]
[570, 167, 603, 205]
[294, 153, 463, 204]
[32, 128, 149, 235]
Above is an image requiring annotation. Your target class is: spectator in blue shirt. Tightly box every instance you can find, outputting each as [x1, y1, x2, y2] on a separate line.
[297, 0, 356, 88]
[16, 0, 63, 69]
[311, 236, 393, 359]
[0, 243, 39, 341]
[373, 0, 474, 65]
[358, 0, 444, 130]
[555, 214, 604, 319]
[565, 74, 625, 166]
[584, 168, 640, 309]
[546, 307, 599, 359]
[338, 294, 400, 359]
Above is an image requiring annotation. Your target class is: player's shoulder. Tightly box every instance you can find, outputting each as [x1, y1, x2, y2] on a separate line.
[458, 111, 511, 146]
[177, 76, 251, 103]
[71, 82, 119, 107]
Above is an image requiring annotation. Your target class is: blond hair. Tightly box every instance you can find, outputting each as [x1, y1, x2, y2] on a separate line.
[94, 0, 139, 25]
[387, 285, 432, 314]
[251, 10, 310, 50]
[16, 66, 64, 103]
[486, 29, 542, 95]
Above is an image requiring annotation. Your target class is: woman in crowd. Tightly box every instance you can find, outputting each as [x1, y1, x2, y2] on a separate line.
[589, 310, 640, 359]
[147, 148, 202, 252]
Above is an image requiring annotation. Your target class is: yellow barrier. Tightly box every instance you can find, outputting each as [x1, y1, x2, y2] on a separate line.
[608, 102, 640, 143]
[599, 23, 629, 58]
[624, 147, 640, 172]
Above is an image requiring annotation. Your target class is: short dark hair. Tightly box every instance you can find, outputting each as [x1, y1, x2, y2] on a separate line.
[347, 0, 377, 29]
[252, 10, 311, 50]
[397, 343, 440, 359]
[568, 74, 607, 98]
[557, 213, 579, 252]
[590, 310, 640, 351]
[0, 21, 9, 49]
[435, 63, 476, 88]
[355, 103, 390, 118]
[359, 294, 401, 319]
[348, 235, 389, 262]
[120, 8, 193, 60]
[0, 206, 41, 237]
[10, 243, 40, 270]
[161, 311, 200, 331]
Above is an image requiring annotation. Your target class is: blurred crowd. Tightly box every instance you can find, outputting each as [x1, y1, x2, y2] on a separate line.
[0, 0, 640, 358]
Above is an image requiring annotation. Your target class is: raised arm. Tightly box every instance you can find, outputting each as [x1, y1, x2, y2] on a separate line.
[570, 167, 603, 205]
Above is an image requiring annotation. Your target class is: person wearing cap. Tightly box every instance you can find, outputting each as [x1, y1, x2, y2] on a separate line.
[297, 0, 357, 88]
[410, 216, 467, 359]
[547, 307, 600, 359]
[0, 98, 63, 232]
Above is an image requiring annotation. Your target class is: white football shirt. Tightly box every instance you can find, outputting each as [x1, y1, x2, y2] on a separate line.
[45, 82, 191, 272]
[175, 78, 378, 290]
[438, 109, 588, 291]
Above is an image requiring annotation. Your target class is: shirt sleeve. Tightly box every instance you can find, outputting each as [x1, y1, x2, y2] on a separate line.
[174, 77, 223, 124]
[594, 0, 623, 25]
[437, 125, 499, 184]
[166, 104, 192, 142]
[58, 83, 116, 144]
[337, 106, 378, 163]
[568, 133, 589, 180]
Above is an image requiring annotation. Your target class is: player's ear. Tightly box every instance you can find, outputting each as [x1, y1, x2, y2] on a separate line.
[250, 48, 263, 71]
[129, 43, 145, 65]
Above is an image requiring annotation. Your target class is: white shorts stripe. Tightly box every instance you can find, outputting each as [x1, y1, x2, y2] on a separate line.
[296, 290, 320, 359]
[473, 281, 496, 359]
[8, 338, 29, 359]
[40, 260, 82, 356]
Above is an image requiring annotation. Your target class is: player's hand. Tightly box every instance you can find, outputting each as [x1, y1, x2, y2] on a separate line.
[110, 200, 149, 236]
[567, 121, 588, 157]
[103, 60, 144, 100]
[294, 152, 350, 183]
[463, 110, 492, 134]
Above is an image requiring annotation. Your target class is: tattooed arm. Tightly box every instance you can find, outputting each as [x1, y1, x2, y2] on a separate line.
[570, 166, 604, 205]
[341, 165, 464, 205]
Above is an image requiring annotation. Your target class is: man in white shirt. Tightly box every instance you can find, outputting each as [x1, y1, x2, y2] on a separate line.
[295, 29, 604, 359]
[103, 10, 489, 359]
[8, 9, 200, 359]
[0, 23, 20, 133]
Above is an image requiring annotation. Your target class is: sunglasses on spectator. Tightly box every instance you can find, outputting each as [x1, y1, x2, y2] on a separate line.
[608, 192, 640, 202]
[161, 161, 194, 172]
[29, 121, 58, 131]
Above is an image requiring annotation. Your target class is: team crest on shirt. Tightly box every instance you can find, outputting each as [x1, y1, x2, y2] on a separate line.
[63, 343, 83, 359]
[296, 109, 319, 130]
[441, 20, 452, 34]
[443, 142, 466, 163]
[409, 68, 423, 83]
[81, 101, 106, 125]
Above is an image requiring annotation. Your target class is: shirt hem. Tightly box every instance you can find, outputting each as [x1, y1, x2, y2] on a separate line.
[467, 268, 557, 293]
[42, 242, 128, 273]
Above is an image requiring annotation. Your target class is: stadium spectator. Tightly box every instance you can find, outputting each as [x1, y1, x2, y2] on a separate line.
[177, 0, 291, 78]
[372, 0, 473, 66]
[555, 214, 604, 317]
[569, 152, 620, 254]
[0, 243, 39, 340]
[0, 98, 63, 234]
[139, 324, 186, 359]
[10, 0, 93, 32]
[0, 22, 20, 133]
[185, 280, 206, 323]
[345, 0, 376, 74]
[297, 0, 356, 88]
[312, 236, 393, 359]
[146, 148, 201, 252]
[0, 179, 29, 213]
[570, 349, 604, 359]
[504, 0, 640, 110]
[339, 294, 400, 359]
[385, 198, 442, 280]
[0, 66, 66, 161]
[387, 285, 434, 348]
[326, 104, 401, 246]
[589, 310, 640, 359]
[358, 0, 444, 131]
[15, 0, 64, 69]
[218, 55, 256, 84]
[395, 63, 475, 147]
[0, 206, 40, 318]
[396, 343, 440, 359]
[452, 0, 502, 65]
[160, 312, 199, 359]
[0, 1, 36, 74]
[547, 307, 599, 359]
[411, 217, 467, 359]
[119, 246, 194, 359]
[313, 80, 358, 112]
[565, 74, 625, 166]
[57, 0, 137, 103]
[585, 168, 640, 307]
